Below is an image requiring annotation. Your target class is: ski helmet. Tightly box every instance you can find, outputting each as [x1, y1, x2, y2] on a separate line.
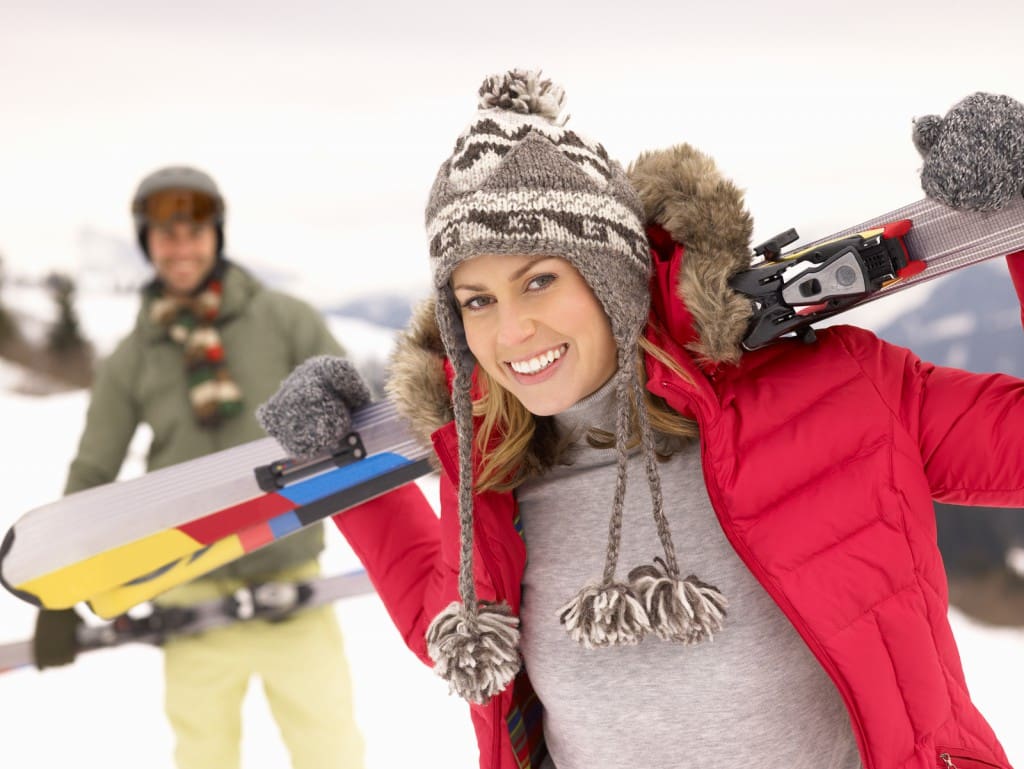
[131, 165, 226, 259]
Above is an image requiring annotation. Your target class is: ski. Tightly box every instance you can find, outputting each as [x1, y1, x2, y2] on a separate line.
[0, 400, 431, 614]
[0, 569, 375, 674]
[731, 196, 1024, 349]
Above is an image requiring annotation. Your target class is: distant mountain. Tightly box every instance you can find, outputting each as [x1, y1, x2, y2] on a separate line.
[875, 260, 1023, 377]
[76, 226, 150, 292]
[325, 293, 423, 331]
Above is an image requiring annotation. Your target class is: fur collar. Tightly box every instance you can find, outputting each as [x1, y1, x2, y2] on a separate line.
[629, 144, 753, 365]
[384, 297, 454, 449]
[387, 143, 754, 441]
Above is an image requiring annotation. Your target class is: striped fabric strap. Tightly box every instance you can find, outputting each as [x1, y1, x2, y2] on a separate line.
[506, 668, 547, 769]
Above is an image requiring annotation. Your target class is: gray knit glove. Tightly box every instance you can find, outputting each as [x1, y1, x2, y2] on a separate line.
[914, 92, 1024, 212]
[256, 355, 372, 459]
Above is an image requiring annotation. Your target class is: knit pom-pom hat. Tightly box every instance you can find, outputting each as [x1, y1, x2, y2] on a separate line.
[424, 69, 727, 704]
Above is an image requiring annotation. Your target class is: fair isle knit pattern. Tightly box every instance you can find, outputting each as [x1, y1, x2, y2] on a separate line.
[426, 92, 650, 300]
[150, 272, 244, 428]
[426, 187, 650, 278]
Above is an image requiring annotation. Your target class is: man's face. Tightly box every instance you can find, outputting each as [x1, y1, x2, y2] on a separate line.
[147, 220, 218, 297]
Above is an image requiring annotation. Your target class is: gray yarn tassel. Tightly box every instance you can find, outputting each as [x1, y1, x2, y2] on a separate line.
[426, 306, 521, 704]
[425, 600, 521, 705]
[477, 69, 566, 123]
[558, 360, 651, 647]
[627, 375, 728, 643]
[629, 560, 728, 643]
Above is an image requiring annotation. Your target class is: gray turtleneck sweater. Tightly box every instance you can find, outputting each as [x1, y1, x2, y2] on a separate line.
[515, 378, 862, 769]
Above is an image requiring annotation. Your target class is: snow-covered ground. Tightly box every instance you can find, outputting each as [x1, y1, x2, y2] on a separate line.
[0, 288, 478, 767]
[0, 359, 478, 768]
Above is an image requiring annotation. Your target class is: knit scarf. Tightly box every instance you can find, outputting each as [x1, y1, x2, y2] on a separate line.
[149, 265, 244, 428]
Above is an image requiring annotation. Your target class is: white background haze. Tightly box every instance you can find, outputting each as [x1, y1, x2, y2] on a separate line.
[1, 1, 1023, 766]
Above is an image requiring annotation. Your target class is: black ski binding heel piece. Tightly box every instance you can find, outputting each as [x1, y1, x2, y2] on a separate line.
[731, 220, 918, 350]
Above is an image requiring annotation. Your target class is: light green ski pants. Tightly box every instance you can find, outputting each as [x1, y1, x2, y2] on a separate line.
[160, 563, 364, 769]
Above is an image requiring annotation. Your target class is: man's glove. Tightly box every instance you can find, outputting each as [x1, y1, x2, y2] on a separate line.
[256, 355, 372, 459]
[913, 91, 1024, 212]
[33, 608, 82, 669]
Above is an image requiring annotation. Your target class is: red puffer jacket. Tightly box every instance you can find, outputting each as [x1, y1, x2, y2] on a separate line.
[336, 147, 1024, 769]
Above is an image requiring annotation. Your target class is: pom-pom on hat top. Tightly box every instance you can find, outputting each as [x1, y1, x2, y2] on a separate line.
[423, 70, 727, 706]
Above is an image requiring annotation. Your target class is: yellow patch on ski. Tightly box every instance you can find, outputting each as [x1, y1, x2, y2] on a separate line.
[16, 529, 204, 610]
[779, 227, 885, 263]
[88, 536, 246, 618]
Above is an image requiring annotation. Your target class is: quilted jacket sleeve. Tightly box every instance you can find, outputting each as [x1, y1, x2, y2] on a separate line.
[331, 481, 444, 664]
[839, 326, 1024, 507]
[330, 477, 460, 666]
[1008, 251, 1024, 330]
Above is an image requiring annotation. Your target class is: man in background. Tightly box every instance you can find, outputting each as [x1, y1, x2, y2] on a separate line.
[34, 166, 365, 769]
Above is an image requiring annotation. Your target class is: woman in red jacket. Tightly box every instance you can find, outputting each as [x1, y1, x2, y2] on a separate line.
[259, 71, 1024, 769]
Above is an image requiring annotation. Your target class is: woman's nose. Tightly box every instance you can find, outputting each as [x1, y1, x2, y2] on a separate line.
[496, 306, 536, 348]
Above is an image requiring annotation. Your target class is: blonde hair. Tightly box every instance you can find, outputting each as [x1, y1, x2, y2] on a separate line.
[472, 335, 699, 493]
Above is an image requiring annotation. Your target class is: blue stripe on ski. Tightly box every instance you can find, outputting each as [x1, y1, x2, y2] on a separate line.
[277, 453, 414, 505]
[268, 511, 302, 538]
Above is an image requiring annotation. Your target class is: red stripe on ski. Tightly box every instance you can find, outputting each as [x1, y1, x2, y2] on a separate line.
[238, 522, 276, 552]
[178, 494, 295, 543]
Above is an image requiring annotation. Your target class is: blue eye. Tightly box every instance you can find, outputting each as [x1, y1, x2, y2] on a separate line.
[461, 295, 493, 311]
[527, 274, 556, 291]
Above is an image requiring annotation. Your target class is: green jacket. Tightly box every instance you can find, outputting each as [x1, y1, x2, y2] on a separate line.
[66, 262, 344, 584]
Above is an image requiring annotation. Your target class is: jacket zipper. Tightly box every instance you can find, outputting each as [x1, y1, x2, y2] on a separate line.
[938, 749, 1004, 769]
[659, 377, 873, 769]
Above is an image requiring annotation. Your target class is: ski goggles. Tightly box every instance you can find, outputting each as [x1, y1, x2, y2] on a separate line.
[135, 188, 222, 226]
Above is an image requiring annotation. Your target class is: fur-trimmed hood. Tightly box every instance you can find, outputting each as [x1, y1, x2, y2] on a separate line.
[386, 143, 755, 444]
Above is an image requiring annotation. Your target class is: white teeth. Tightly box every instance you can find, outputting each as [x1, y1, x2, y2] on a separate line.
[510, 345, 566, 375]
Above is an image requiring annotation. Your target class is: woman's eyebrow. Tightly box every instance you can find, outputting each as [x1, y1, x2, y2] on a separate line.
[509, 255, 556, 281]
[453, 256, 556, 292]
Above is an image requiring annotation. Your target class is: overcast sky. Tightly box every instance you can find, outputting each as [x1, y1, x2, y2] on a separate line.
[3, 0, 1023, 306]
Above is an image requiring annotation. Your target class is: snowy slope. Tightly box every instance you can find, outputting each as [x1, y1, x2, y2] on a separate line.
[0, 362, 477, 768]
[877, 259, 1024, 377]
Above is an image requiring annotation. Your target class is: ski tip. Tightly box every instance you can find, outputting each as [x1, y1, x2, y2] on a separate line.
[0, 528, 43, 608]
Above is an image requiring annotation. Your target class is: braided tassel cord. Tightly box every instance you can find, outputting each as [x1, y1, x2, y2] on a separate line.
[427, 307, 521, 703]
[558, 364, 652, 648]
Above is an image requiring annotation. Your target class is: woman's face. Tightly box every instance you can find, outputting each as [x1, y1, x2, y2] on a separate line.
[452, 254, 617, 416]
